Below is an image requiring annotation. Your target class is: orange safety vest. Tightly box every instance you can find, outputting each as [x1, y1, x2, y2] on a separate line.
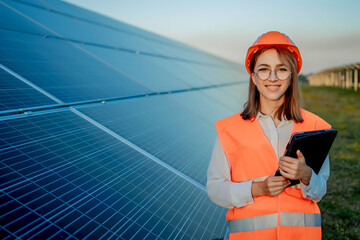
[215, 109, 331, 240]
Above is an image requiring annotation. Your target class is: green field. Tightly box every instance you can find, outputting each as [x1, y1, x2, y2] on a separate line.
[300, 85, 360, 240]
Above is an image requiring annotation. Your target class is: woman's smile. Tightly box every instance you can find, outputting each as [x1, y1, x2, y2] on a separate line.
[265, 84, 281, 91]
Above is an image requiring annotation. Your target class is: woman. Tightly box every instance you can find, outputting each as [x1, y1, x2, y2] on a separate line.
[207, 31, 330, 240]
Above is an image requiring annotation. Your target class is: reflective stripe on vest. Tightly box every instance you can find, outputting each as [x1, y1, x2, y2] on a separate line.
[228, 214, 278, 233]
[280, 212, 321, 227]
[228, 212, 321, 233]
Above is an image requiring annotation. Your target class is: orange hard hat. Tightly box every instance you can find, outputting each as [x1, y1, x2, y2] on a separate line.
[245, 31, 302, 75]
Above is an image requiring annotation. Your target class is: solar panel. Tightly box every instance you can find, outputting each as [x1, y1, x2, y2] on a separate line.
[0, 29, 153, 103]
[2, 0, 227, 68]
[0, 66, 57, 111]
[0, 110, 226, 239]
[0, 1, 52, 35]
[166, 90, 237, 123]
[0, 0, 249, 239]
[80, 45, 194, 92]
[77, 95, 217, 185]
[221, 84, 250, 103]
[36, 0, 207, 65]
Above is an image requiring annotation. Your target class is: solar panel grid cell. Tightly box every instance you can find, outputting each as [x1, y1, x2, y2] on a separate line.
[0, 67, 57, 111]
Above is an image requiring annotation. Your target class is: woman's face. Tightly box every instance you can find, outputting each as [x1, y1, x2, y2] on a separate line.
[251, 48, 291, 106]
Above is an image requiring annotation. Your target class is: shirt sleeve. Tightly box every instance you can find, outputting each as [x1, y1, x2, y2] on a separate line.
[300, 154, 330, 202]
[206, 136, 254, 209]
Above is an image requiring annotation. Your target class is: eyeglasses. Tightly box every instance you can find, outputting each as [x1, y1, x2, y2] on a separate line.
[253, 67, 291, 81]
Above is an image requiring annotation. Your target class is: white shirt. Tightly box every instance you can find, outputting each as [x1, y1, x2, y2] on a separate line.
[206, 112, 330, 209]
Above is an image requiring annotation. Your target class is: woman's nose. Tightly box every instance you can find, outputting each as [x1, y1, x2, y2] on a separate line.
[268, 70, 279, 81]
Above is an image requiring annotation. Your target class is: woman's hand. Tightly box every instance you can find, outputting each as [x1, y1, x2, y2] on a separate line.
[279, 150, 312, 185]
[251, 176, 290, 197]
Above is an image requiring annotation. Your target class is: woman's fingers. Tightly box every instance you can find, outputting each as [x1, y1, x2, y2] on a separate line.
[279, 168, 296, 180]
[270, 176, 287, 182]
[279, 157, 299, 169]
[296, 150, 305, 160]
[263, 176, 290, 196]
[279, 166, 296, 175]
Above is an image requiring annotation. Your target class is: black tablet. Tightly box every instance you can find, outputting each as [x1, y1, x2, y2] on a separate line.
[275, 129, 338, 186]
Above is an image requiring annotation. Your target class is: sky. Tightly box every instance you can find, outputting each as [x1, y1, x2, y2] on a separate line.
[63, 0, 360, 75]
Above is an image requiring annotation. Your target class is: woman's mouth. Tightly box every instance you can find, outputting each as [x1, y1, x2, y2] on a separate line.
[265, 85, 281, 91]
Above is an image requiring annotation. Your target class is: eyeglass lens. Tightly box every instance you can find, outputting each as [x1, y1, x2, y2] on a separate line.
[256, 68, 291, 80]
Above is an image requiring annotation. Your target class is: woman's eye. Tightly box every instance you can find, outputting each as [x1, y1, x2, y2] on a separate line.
[258, 68, 269, 72]
[278, 68, 289, 72]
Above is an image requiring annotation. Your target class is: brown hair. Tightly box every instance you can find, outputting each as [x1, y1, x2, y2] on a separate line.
[241, 46, 303, 122]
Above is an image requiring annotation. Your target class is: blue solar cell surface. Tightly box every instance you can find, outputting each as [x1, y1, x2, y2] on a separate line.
[166, 89, 237, 124]
[0, 29, 153, 103]
[2, 0, 233, 69]
[2, 0, 179, 56]
[0, 0, 249, 239]
[0, 66, 57, 111]
[81, 45, 192, 92]
[0, 1, 52, 35]
[77, 95, 218, 186]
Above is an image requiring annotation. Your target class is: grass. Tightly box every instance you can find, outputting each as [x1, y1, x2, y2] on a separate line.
[300, 85, 360, 240]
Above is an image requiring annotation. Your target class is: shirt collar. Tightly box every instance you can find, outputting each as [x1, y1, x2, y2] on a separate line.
[256, 111, 290, 127]
[256, 111, 268, 119]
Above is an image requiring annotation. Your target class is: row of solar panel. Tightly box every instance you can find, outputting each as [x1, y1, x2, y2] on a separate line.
[1, 75, 248, 183]
[3, 0, 233, 67]
[0, 77, 247, 238]
[0, 0, 248, 192]
[1, 0, 248, 110]
[0, 28, 247, 102]
[0, 57, 247, 113]
[0, 78, 246, 239]
[1, 0, 243, 69]
[2, 0, 187, 54]
[0, 0, 248, 239]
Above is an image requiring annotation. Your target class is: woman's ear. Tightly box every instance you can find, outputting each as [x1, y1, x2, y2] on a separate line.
[251, 73, 257, 86]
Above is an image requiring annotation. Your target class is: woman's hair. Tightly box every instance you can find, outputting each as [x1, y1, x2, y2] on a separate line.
[241, 46, 303, 122]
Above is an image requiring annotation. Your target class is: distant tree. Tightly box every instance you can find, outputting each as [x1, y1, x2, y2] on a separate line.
[298, 74, 309, 85]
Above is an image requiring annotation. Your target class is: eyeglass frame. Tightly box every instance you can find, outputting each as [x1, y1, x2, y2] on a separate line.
[252, 67, 292, 81]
